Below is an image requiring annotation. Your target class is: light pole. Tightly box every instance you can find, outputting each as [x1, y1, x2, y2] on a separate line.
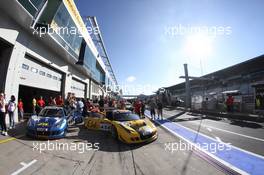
[180, 64, 214, 110]
[184, 64, 191, 109]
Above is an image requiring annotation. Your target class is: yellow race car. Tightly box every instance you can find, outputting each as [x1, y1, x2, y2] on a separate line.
[84, 110, 158, 144]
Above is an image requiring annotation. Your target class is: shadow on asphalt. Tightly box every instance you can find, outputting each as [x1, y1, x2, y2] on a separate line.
[166, 111, 186, 121]
[164, 107, 178, 111]
[229, 120, 263, 129]
[203, 116, 222, 121]
[10, 122, 149, 152]
[66, 125, 151, 152]
[172, 117, 202, 123]
[8, 118, 157, 153]
[7, 121, 32, 140]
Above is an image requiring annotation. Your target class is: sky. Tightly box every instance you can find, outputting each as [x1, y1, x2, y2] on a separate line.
[75, 0, 264, 95]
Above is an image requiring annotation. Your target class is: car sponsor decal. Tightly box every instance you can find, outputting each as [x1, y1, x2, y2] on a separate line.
[37, 123, 49, 127]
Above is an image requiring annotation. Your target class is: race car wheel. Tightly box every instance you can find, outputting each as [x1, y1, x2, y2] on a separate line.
[111, 126, 118, 139]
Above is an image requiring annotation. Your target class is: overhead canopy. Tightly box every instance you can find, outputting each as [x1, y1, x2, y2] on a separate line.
[209, 92, 217, 95]
[222, 90, 241, 95]
[251, 81, 264, 87]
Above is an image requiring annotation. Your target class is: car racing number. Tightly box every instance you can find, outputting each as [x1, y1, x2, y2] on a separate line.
[99, 122, 111, 131]
[86, 120, 98, 129]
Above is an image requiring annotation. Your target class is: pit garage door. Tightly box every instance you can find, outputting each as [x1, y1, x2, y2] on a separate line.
[18, 55, 63, 113]
[19, 55, 62, 92]
[71, 78, 86, 98]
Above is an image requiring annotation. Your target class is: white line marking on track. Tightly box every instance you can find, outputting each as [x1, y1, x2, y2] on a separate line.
[174, 121, 264, 160]
[206, 127, 212, 132]
[201, 124, 264, 142]
[11, 159, 37, 175]
[164, 110, 264, 142]
[145, 113, 249, 175]
[215, 137, 222, 142]
[146, 111, 264, 160]
[20, 162, 27, 166]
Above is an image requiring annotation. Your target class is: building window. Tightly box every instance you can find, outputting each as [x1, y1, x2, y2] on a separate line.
[53, 76, 58, 80]
[47, 73, 52, 78]
[17, 0, 46, 16]
[31, 67, 38, 73]
[50, 3, 82, 58]
[22, 64, 29, 70]
[39, 70, 45, 76]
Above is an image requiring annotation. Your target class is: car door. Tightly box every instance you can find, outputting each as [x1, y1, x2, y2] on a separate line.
[97, 117, 112, 131]
[85, 112, 104, 130]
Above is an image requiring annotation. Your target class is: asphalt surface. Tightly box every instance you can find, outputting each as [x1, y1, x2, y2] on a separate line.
[162, 109, 264, 156]
[0, 120, 225, 175]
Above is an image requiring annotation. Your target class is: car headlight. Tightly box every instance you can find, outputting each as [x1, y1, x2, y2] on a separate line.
[55, 120, 65, 128]
[28, 118, 37, 127]
[55, 122, 61, 128]
[28, 115, 38, 126]
[119, 124, 132, 133]
[27, 119, 33, 127]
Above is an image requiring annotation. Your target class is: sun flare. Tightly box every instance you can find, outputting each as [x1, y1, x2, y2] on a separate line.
[183, 33, 213, 59]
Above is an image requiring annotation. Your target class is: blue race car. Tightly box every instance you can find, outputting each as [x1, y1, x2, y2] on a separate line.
[27, 106, 68, 139]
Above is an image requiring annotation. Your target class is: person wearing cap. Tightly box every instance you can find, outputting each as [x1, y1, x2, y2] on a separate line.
[0, 93, 7, 136]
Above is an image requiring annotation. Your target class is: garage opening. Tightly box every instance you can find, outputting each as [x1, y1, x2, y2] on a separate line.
[0, 39, 13, 92]
[71, 78, 87, 98]
[18, 85, 60, 114]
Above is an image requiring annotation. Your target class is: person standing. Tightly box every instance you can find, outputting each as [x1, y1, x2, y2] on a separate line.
[149, 99, 156, 120]
[77, 98, 84, 115]
[226, 95, 234, 112]
[108, 99, 113, 107]
[17, 99, 24, 122]
[82, 99, 87, 117]
[70, 96, 77, 110]
[56, 95, 64, 106]
[120, 100, 126, 110]
[51, 97, 57, 106]
[0, 93, 7, 136]
[37, 96, 45, 113]
[134, 100, 141, 116]
[32, 97, 37, 114]
[8, 95, 16, 129]
[113, 99, 117, 108]
[48, 97, 53, 106]
[157, 100, 163, 120]
[141, 100, 145, 117]
[98, 97, 105, 111]
[86, 99, 93, 111]
[64, 93, 71, 111]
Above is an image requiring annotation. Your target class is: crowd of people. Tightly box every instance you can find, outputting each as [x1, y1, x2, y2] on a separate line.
[32, 95, 64, 114]
[0, 93, 20, 136]
[0, 90, 166, 136]
[148, 98, 163, 120]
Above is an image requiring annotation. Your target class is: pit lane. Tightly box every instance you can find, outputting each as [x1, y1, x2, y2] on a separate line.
[0, 122, 225, 175]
